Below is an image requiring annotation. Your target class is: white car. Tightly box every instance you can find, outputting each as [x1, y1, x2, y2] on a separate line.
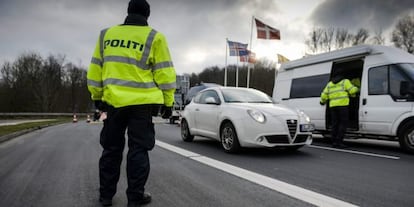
[180, 87, 314, 153]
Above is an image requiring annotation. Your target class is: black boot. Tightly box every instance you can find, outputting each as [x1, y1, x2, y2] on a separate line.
[128, 192, 152, 207]
[99, 197, 112, 206]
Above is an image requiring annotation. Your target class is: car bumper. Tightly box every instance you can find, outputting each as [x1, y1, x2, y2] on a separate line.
[232, 116, 313, 148]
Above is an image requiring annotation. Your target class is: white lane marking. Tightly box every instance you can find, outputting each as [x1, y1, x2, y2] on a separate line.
[309, 145, 400, 160]
[155, 140, 358, 207]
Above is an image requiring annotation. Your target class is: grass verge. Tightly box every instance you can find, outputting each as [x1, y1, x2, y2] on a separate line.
[0, 118, 72, 137]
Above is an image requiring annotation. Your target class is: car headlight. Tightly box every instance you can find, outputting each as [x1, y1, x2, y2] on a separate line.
[300, 124, 315, 132]
[297, 109, 311, 123]
[247, 109, 266, 123]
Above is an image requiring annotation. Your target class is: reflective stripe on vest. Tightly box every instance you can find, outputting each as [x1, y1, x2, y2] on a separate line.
[99, 28, 109, 66]
[91, 57, 102, 67]
[103, 78, 156, 88]
[87, 79, 103, 88]
[327, 80, 345, 93]
[154, 61, 174, 70]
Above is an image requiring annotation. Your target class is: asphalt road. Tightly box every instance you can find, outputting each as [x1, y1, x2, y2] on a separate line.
[0, 122, 311, 207]
[156, 122, 414, 207]
[0, 121, 413, 207]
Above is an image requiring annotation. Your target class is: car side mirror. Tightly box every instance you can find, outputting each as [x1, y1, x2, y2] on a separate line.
[205, 97, 219, 105]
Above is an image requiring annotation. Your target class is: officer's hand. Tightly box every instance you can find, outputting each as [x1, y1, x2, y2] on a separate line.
[161, 106, 172, 119]
[95, 101, 103, 110]
[95, 101, 109, 112]
[151, 105, 161, 117]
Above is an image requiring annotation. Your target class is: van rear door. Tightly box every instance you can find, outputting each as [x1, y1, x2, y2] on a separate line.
[274, 62, 331, 130]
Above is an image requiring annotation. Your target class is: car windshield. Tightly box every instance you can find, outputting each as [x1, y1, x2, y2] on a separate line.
[221, 88, 274, 103]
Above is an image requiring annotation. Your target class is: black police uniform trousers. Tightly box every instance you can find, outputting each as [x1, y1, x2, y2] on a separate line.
[99, 105, 155, 202]
[329, 106, 349, 146]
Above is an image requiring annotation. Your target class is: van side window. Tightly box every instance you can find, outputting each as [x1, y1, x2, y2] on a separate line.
[290, 74, 330, 98]
[368, 66, 388, 95]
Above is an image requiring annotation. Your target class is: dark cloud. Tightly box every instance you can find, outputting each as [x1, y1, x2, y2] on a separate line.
[0, 0, 285, 73]
[310, 0, 414, 31]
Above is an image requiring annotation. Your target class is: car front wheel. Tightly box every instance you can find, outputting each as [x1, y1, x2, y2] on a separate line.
[181, 119, 194, 142]
[220, 122, 241, 153]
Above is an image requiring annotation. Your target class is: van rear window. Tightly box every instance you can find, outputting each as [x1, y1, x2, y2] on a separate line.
[290, 74, 330, 98]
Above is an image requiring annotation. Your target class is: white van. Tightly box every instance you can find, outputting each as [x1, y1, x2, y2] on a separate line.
[273, 45, 414, 153]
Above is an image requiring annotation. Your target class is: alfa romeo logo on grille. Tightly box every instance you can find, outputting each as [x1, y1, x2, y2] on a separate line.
[288, 119, 295, 124]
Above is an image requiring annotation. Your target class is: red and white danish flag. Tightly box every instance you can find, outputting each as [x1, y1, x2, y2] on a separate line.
[255, 18, 280, 40]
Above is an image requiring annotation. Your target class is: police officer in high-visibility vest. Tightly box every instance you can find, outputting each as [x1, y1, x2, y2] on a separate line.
[87, 0, 176, 206]
[351, 77, 361, 89]
[320, 74, 359, 149]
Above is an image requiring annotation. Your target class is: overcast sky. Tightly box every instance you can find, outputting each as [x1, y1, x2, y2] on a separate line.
[0, 0, 413, 75]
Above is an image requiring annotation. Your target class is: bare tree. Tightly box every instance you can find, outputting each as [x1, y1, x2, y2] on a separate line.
[64, 63, 89, 113]
[0, 62, 16, 111]
[370, 29, 386, 45]
[1, 62, 15, 87]
[0, 52, 91, 112]
[352, 28, 370, 45]
[335, 28, 350, 49]
[392, 14, 414, 54]
[33, 55, 65, 112]
[322, 27, 335, 52]
[11, 53, 43, 111]
[305, 28, 324, 54]
[307, 27, 371, 53]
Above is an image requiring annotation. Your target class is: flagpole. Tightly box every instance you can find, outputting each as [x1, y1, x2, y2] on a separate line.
[247, 16, 254, 88]
[236, 56, 239, 87]
[224, 38, 228, 86]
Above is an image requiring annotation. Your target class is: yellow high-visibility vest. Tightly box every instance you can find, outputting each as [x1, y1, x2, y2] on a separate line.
[87, 25, 176, 107]
[351, 78, 361, 88]
[320, 79, 359, 107]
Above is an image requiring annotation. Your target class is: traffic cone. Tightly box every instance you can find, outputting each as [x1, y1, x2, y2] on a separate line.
[86, 115, 91, 123]
[72, 114, 78, 123]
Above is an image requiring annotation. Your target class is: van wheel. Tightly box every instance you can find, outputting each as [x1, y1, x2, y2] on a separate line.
[399, 123, 414, 154]
[181, 119, 194, 142]
[220, 122, 241, 153]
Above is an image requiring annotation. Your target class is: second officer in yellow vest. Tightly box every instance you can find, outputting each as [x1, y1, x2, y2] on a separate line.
[320, 74, 359, 149]
[87, 1, 176, 206]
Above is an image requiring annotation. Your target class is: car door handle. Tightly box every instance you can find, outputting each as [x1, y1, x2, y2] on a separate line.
[195, 108, 200, 111]
[362, 98, 367, 105]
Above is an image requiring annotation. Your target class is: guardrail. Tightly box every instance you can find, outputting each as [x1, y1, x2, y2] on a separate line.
[0, 112, 90, 117]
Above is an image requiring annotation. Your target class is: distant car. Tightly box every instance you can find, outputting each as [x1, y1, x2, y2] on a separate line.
[180, 87, 314, 153]
[184, 83, 221, 105]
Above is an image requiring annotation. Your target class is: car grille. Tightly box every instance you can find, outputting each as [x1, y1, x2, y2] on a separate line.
[286, 119, 297, 138]
[265, 135, 290, 144]
[293, 135, 309, 143]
